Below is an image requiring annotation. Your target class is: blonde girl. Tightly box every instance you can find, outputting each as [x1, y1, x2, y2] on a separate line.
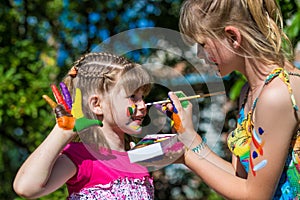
[168, 0, 300, 199]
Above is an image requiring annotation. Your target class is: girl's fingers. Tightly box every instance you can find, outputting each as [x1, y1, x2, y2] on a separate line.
[166, 103, 173, 112]
[51, 84, 70, 113]
[42, 95, 57, 108]
[129, 142, 136, 149]
[168, 92, 181, 113]
[59, 82, 72, 111]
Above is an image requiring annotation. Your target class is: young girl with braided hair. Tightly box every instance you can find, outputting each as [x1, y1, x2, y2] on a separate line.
[13, 52, 154, 199]
[166, 0, 300, 199]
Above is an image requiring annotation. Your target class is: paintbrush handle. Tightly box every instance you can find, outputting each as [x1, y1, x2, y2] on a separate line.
[146, 91, 225, 106]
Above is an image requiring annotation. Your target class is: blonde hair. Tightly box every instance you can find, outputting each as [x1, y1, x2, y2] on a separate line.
[179, 0, 293, 66]
[63, 52, 152, 148]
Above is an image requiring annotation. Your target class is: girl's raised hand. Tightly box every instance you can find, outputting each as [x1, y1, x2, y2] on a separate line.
[43, 83, 103, 132]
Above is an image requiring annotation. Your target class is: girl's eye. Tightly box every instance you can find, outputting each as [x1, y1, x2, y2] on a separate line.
[129, 94, 144, 102]
[129, 94, 137, 101]
[198, 43, 205, 48]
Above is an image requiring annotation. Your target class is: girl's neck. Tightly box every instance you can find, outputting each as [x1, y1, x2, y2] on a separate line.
[244, 59, 270, 90]
[100, 125, 126, 151]
[242, 59, 274, 111]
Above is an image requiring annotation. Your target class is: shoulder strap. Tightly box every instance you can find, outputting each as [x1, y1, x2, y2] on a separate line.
[255, 68, 299, 112]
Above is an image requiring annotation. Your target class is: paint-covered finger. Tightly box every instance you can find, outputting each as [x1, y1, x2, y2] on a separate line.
[174, 91, 189, 109]
[172, 112, 184, 133]
[42, 95, 57, 108]
[130, 142, 136, 149]
[73, 117, 103, 132]
[59, 82, 72, 111]
[168, 92, 181, 113]
[54, 104, 72, 118]
[71, 88, 84, 119]
[51, 84, 69, 111]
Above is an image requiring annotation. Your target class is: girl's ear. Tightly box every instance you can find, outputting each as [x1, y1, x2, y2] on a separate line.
[89, 95, 103, 115]
[224, 26, 241, 49]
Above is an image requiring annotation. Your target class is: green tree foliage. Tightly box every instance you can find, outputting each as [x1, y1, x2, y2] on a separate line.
[279, 0, 300, 46]
[0, 1, 60, 198]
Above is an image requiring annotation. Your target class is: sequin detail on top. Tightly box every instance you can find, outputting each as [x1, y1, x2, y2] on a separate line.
[68, 176, 154, 200]
[227, 68, 300, 199]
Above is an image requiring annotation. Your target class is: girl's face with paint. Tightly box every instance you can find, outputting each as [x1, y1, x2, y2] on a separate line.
[110, 87, 147, 135]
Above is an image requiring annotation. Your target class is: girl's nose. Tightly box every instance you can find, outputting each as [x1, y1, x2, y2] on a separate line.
[197, 44, 213, 64]
[136, 100, 146, 110]
[197, 44, 206, 59]
[134, 100, 147, 116]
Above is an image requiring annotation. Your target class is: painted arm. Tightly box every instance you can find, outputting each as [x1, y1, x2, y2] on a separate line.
[13, 125, 77, 199]
[13, 84, 102, 198]
[168, 84, 295, 199]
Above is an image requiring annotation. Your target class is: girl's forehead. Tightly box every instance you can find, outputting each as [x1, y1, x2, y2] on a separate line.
[133, 88, 146, 95]
[111, 86, 141, 96]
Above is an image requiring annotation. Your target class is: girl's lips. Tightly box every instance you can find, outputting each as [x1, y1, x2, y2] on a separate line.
[132, 117, 144, 125]
[134, 120, 142, 125]
[208, 56, 217, 63]
[204, 51, 217, 64]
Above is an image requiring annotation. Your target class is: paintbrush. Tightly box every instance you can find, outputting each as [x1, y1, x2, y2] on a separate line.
[146, 91, 226, 106]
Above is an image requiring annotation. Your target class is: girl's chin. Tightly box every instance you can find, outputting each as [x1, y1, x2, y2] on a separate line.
[216, 68, 229, 77]
[126, 125, 143, 134]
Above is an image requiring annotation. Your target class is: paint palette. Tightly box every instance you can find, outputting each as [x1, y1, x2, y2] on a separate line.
[127, 134, 184, 164]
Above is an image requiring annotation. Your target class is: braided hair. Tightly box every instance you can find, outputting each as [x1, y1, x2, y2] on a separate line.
[62, 52, 152, 148]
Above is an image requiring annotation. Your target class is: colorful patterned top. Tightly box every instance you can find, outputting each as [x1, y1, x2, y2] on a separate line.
[62, 142, 154, 200]
[227, 68, 300, 199]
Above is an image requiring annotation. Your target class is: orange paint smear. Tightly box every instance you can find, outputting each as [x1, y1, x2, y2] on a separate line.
[172, 113, 185, 133]
[57, 116, 75, 130]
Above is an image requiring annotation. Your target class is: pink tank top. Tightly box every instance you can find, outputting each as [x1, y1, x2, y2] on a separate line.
[62, 142, 154, 199]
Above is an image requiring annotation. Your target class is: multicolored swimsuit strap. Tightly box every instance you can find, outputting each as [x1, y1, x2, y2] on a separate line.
[263, 67, 300, 112]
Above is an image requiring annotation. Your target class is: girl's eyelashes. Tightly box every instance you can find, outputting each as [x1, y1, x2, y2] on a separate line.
[198, 43, 205, 48]
[128, 94, 145, 102]
[129, 94, 137, 102]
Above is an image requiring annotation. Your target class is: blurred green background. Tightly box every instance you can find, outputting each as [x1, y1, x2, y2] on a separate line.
[1, 0, 300, 199]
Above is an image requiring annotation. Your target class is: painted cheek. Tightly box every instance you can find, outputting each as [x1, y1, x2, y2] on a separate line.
[127, 104, 136, 117]
[129, 125, 142, 131]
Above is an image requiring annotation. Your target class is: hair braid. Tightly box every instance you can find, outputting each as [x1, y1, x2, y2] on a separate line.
[60, 52, 152, 146]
